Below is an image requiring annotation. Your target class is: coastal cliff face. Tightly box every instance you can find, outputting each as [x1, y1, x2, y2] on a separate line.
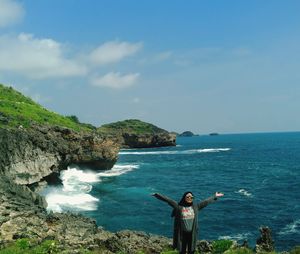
[122, 132, 177, 148]
[0, 125, 119, 185]
[98, 119, 177, 148]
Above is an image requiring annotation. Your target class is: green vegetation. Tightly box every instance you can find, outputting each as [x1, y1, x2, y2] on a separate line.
[290, 246, 300, 254]
[0, 84, 95, 131]
[0, 238, 58, 254]
[212, 239, 234, 253]
[225, 247, 254, 254]
[0, 238, 294, 254]
[98, 119, 167, 135]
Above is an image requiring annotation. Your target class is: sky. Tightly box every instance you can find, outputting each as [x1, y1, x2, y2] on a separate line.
[0, 0, 300, 134]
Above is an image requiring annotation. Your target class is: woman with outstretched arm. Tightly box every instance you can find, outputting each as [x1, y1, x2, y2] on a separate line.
[152, 191, 224, 254]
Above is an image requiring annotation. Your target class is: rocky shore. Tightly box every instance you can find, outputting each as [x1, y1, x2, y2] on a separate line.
[0, 174, 292, 253]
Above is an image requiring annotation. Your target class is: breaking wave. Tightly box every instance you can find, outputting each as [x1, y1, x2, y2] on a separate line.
[44, 164, 139, 212]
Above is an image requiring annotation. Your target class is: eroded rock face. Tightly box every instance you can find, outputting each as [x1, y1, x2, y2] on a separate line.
[122, 132, 177, 148]
[0, 125, 119, 185]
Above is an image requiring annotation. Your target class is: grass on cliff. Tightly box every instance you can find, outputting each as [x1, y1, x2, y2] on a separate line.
[0, 238, 299, 254]
[0, 238, 58, 254]
[0, 84, 95, 131]
[98, 119, 168, 135]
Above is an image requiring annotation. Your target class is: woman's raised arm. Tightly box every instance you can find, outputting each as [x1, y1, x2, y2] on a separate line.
[197, 192, 224, 210]
[152, 193, 178, 208]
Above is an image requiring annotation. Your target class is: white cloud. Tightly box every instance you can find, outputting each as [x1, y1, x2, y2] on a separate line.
[0, 0, 24, 27]
[0, 33, 87, 79]
[89, 41, 143, 65]
[91, 72, 140, 89]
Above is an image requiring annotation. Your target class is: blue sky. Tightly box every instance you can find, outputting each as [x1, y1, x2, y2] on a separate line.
[1, 0, 300, 134]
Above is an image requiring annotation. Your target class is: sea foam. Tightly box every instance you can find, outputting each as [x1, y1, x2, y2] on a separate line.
[119, 148, 231, 155]
[44, 164, 139, 212]
[279, 219, 300, 235]
[236, 189, 253, 197]
[219, 232, 252, 241]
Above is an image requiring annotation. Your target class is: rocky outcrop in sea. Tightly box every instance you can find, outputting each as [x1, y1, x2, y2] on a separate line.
[121, 132, 177, 148]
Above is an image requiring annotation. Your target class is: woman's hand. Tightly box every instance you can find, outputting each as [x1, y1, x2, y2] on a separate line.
[215, 192, 224, 197]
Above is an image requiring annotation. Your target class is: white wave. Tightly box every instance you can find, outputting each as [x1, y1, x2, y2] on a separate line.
[219, 232, 252, 241]
[46, 191, 99, 212]
[61, 167, 100, 183]
[61, 166, 100, 192]
[119, 148, 231, 155]
[236, 189, 253, 197]
[44, 164, 138, 212]
[279, 219, 300, 235]
[97, 164, 139, 177]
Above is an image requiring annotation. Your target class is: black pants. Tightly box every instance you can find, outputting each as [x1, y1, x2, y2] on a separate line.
[180, 231, 194, 254]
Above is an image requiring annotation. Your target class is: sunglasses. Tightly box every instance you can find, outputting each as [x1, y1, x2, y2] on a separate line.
[185, 195, 194, 199]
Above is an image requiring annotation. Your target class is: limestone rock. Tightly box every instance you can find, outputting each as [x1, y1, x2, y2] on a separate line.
[0, 125, 119, 185]
[104, 230, 172, 254]
[122, 132, 176, 148]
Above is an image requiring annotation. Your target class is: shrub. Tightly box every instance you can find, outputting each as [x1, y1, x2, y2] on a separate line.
[15, 238, 30, 250]
[290, 246, 300, 254]
[0, 239, 59, 254]
[212, 239, 233, 254]
[225, 247, 254, 254]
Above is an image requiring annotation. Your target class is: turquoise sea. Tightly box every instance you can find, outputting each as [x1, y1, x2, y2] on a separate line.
[43, 132, 300, 251]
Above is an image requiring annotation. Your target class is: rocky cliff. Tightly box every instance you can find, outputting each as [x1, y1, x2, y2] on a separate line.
[0, 125, 119, 186]
[121, 132, 176, 148]
[98, 119, 177, 148]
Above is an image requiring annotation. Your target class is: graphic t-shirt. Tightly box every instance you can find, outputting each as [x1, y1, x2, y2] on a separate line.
[181, 206, 195, 232]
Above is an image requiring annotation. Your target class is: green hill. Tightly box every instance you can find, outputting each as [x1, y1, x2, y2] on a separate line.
[98, 119, 168, 135]
[0, 84, 94, 131]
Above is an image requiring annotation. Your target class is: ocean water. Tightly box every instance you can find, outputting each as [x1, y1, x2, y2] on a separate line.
[42, 132, 300, 251]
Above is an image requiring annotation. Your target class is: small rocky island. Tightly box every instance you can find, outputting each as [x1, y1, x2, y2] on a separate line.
[178, 131, 198, 137]
[0, 83, 298, 253]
